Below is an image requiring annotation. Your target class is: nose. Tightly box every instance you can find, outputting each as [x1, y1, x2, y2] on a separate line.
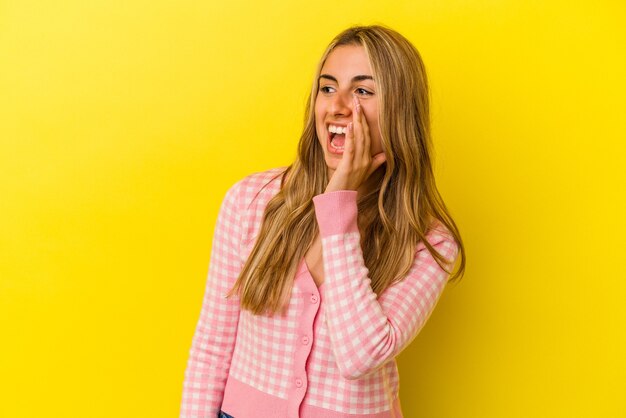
[330, 92, 354, 117]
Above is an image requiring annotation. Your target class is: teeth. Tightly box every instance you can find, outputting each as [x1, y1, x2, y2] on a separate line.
[328, 125, 346, 135]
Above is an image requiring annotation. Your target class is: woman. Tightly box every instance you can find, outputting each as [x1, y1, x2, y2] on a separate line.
[180, 24, 466, 418]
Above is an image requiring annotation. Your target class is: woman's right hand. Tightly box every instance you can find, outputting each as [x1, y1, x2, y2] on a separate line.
[325, 94, 386, 194]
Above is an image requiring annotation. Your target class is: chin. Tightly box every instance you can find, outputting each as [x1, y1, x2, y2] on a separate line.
[321, 156, 337, 173]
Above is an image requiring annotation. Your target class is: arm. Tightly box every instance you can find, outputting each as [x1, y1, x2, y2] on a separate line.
[312, 190, 459, 381]
[180, 180, 243, 417]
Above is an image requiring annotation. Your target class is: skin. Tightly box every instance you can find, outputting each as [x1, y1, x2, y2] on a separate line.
[314, 45, 387, 196]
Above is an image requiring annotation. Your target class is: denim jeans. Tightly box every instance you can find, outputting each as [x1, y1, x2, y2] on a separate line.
[218, 411, 234, 418]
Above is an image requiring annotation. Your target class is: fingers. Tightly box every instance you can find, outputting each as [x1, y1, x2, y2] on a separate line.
[340, 94, 383, 189]
[344, 121, 354, 163]
[353, 95, 370, 159]
[351, 95, 363, 162]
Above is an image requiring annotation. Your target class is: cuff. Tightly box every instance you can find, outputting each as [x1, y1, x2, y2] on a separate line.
[312, 190, 359, 237]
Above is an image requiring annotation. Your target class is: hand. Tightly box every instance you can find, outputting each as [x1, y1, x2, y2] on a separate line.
[325, 94, 387, 193]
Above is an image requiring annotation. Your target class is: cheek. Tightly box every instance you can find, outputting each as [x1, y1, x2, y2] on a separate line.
[368, 117, 383, 152]
[314, 107, 325, 130]
[363, 107, 378, 127]
[363, 112, 381, 138]
[314, 98, 324, 118]
[314, 114, 325, 145]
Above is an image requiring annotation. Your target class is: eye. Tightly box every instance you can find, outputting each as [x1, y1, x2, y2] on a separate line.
[319, 85, 335, 94]
[355, 87, 373, 96]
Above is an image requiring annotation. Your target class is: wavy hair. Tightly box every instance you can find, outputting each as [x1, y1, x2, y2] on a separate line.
[227, 24, 466, 316]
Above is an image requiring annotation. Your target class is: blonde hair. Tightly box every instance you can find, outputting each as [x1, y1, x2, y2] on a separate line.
[227, 24, 466, 316]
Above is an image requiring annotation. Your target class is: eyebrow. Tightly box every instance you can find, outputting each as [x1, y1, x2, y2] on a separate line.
[319, 74, 374, 83]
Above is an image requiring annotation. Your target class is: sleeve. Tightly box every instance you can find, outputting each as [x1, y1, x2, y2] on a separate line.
[180, 180, 244, 417]
[312, 190, 459, 381]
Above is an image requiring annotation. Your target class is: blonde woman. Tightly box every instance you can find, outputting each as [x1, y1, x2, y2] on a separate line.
[180, 24, 465, 418]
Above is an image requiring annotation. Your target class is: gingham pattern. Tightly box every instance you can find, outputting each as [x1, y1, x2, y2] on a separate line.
[319, 231, 455, 381]
[180, 170, 245, 418]
[180, 167, 459, 418]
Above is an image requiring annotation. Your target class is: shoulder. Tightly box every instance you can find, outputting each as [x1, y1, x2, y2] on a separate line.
[225, 166, 288, 209]
[237, 166, 287, 194]
[416, 218, 459, 261]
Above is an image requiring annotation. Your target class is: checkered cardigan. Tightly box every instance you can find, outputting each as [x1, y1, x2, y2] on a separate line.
[180, 167, 459, 418]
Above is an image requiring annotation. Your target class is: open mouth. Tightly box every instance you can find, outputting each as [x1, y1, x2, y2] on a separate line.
[327, 124, 347, 153]
[330, 133, 346, 150]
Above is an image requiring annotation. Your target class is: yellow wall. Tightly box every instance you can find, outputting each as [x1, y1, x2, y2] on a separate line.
[1, 1, 624, 417]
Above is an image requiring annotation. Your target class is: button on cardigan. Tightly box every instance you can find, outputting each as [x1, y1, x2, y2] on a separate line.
[180, 167, 459, 418]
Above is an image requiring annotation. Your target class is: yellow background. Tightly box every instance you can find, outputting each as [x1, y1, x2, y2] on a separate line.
[1, 0, 624, 417]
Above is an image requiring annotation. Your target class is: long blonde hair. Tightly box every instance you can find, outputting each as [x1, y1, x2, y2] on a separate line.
[227, 24, 466, 316]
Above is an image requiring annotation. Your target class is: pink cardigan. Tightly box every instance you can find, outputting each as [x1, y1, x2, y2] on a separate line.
[180, 167, 459, 418]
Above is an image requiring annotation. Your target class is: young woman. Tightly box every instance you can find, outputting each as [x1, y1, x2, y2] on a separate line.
[180, 24, 465, 418]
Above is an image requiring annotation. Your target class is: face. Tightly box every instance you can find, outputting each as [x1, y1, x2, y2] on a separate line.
[314, 44, 383, 178]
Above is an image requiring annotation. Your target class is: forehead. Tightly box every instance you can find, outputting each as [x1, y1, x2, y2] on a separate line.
[320, 44, 374, 77]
